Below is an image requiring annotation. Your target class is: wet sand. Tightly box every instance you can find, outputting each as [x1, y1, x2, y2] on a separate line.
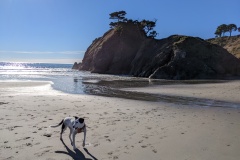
[0, 81, 240, 160]
[123, 80, 240, 103]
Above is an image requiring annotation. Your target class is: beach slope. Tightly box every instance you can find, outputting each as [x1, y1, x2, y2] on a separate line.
[0, 81, 240, 160]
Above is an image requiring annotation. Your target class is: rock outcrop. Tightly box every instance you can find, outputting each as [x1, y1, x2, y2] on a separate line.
[72, 62, 81, 69]
[207, 35, 240, 59]
[79, 22, 146, 74]
[79, 23, 240, 79]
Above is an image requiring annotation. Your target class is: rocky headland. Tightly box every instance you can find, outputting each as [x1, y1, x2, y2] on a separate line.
[76, 22, 240, 80]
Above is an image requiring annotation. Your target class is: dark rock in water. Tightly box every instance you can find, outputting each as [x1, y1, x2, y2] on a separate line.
[79, 23, 240, 79]
[72, 62, 81, 70]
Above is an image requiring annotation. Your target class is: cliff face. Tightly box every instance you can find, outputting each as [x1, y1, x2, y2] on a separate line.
[80, 22, 146, 74]
[79, 23, 240, 80]
[207, 35, 240, 59]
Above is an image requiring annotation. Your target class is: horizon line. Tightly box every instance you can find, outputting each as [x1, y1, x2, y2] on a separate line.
[0, 50, 85, 55]
[0, 59, 82, 64]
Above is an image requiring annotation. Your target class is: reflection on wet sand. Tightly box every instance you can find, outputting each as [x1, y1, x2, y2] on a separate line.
[76, 78, 240, 108]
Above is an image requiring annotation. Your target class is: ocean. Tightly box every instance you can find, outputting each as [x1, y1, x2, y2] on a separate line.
[0, 62, 142, 95]
[0, 62, 80, 92]
[1, 62, 239, 108]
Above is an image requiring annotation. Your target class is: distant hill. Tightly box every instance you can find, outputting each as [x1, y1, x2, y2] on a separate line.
[207, 35, 240, 59]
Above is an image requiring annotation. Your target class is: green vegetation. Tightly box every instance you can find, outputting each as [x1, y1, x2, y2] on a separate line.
[215, 24, 238, 37]
[109, 11, 239, 39]
[228, 24, 237, 36]
[109, 10, 127, 22]
[109, 10, 158, 38]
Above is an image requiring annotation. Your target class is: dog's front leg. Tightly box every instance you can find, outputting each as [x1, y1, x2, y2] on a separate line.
[69, 128, 73, 146]
[72, 130, 77, 150]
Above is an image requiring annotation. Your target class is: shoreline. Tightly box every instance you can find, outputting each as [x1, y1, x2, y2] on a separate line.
[0, 80, 53, 87]
[0, 81, 240, 160]
[123, 80, 240, 104]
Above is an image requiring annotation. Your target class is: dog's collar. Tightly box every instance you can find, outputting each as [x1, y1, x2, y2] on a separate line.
[76, 124, 85, 130]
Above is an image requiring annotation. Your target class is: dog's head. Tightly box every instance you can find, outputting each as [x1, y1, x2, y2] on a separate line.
[73, 118, 85, 129]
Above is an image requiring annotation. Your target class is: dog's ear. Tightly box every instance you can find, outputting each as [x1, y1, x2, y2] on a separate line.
[79, 118, 84, 123]
[74, 116, 79, 120]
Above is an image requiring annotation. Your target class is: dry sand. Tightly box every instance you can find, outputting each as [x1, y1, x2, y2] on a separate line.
[0, 81, 240, 160]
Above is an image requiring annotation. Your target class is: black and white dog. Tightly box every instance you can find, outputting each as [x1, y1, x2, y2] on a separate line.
[50, 116, 86, 150]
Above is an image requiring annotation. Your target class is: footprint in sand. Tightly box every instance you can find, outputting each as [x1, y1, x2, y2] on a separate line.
[0, 102, 8, 105]
[7, 126, 23, 131]
[149, 145, 157, 153]
[26, 143, 32, 147]
[43, 127, 53, 137]
[34, 149, 51, 157]
[4, 146, 12, 149]
[93, 143, 99, 147]
[43, 132, 52, 137]
[4, 156, 14, 159]
[16, 136, 31, 142]
[83, 142, 91, 147]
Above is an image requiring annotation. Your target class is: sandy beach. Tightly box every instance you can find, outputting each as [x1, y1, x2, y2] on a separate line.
[0, 81, 240, 160]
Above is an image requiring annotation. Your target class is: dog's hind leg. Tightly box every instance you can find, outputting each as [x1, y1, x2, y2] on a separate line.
[60, 123, 66, 140]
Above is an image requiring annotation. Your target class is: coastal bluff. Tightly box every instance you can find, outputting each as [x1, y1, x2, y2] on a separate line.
[77, 22, 240, 80]
[207, 35, 240, 59]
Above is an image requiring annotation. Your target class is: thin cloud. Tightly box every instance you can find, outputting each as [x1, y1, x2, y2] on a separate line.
[0, 51, 85, 55]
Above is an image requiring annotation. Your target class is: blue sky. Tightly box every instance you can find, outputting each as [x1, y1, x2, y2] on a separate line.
[0, 0, 239, 64]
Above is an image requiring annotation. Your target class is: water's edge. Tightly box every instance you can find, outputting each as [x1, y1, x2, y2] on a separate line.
[1, 62, 240, 108]
[54, 77, 240, 108]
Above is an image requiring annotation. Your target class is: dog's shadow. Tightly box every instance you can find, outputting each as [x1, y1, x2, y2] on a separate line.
[55, 139, 97, 160]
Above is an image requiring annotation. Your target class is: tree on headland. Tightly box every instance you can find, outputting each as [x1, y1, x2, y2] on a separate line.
[219, 24, 228, 37]
[109, 11, 127, 22]
[214, 24, 226, 37]
[109, 22, 118, 29]
[109, 11, 127, 28]
[140, 19, 158, 38]
[214, 29, 222, 37]
[148, 30, 158, 38]
[140, 19, 156, 34]
[109, 10, 158, 38]
[227, 24, 237, 37]
[215, 23, 238, 37]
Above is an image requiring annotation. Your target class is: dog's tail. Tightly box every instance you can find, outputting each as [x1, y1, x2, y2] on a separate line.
[49, 119, 63, 128]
